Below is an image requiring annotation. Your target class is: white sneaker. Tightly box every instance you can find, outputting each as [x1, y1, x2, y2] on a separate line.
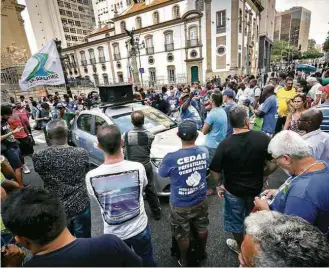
[22, 165, 30, 174]
[226, 238, 240, 254]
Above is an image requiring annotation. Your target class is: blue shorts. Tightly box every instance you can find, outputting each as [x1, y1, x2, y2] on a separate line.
[223, 191, 254, 233]
[4, 146, 23, 170]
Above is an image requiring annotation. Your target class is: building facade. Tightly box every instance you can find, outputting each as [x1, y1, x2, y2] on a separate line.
[25, 0, 96, 50]
[274, 6, 311, 52]
[258, 0, 275, 73]
[1, 0, 31, 68]
[61, 0, 263, 87]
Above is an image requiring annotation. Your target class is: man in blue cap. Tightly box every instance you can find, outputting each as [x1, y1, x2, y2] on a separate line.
[159, 120, 209, 267]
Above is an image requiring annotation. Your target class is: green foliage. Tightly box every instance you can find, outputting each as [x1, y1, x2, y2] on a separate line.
[308, 39, 316, 50]
[323, 31, 329, 52]
[271, 40, 300, 61]
[301, 49, 324, 59]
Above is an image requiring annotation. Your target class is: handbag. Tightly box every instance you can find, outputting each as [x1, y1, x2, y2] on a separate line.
[252, 116, 264, 131]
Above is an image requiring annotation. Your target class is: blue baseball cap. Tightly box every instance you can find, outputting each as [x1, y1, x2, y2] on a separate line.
[223, 89, 234, 98]
[178, 120, 198, 140]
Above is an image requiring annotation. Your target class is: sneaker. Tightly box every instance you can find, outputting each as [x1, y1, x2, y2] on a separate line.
[22, 165, 30, 174]
[226, 239, 240, 254]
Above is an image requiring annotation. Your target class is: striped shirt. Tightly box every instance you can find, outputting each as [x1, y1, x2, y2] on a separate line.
[315, 101, 329, 133]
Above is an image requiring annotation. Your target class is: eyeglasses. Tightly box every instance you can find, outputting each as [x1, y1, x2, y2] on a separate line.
[286, 83, 293, 85]
[271, 155, 284, 163]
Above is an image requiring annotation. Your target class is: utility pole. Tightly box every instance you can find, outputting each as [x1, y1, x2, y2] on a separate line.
[245, 10, 252, 75]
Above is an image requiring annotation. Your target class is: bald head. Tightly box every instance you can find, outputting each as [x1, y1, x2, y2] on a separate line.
[46, 119, 68, 142]
[298, 109, 323, 132]
[131, 111, 144, 127]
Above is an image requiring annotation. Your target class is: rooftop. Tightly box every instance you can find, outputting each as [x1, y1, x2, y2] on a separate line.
[118, 0, 172, 17]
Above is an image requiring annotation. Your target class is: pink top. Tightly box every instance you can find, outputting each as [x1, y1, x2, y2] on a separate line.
[13, 108, 30, 127]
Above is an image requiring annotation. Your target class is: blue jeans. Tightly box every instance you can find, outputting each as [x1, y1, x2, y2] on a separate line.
[68, 206, 91, 238]
[124, 225, 156, 267]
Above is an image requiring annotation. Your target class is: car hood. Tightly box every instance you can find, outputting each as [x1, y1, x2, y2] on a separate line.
[150, 127, 205, 159]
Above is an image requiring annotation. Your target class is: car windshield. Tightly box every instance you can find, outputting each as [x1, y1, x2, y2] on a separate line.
[111, 107, 176, 133]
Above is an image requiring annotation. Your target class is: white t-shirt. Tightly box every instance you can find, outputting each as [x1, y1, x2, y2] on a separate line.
[244, 87, 261, 103]
[86, 160, 148, 240]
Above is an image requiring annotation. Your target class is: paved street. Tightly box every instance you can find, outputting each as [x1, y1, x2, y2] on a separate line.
[23, 129, 287, 267]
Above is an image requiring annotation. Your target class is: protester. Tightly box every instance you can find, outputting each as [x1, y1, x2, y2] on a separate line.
[55, 103, 76, 129]
[210, 105, 276, 254]
[283, 93, 307, 134]
[86, 125, 156, 267]
[180, 92, 202, 129]
[254, 130, 329, 235]
[19, 95, 25, 107]
[202, 92, 227, 161]
[315, 84, 329, 132]
[13, 101, 31, 134]
[124, 111, 161, 220]
[246, 79, 261, 108]
[35, 102, 51, 145]
[63, 94, 78, 112]
[32, 120, 91, 238]
[222, 89, 236, 136]
[235, 83, 246, 103]
[239, 211, 329, 267]
[278, 72, 287, 87]
[254, 85, 278, 136]
[151, 93, 169, 114]
[1, 105, 24, 186]
[159, 120, 209, 267]
[167, 87, 179, 116]
[1, 187, 143, 267]
[8, 111, 34, 174]
[161, 86, 169, 102]
[269, 77, 282, 93]
[307, 77, 322, 105]
[297, 109, 329, 162]
[274, 78, 296, 133]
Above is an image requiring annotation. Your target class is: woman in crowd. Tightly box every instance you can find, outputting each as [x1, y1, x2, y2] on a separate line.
[283, 93, 307, 135]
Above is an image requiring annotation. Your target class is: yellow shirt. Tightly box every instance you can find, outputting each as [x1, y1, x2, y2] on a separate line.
[276, 87, 296, 117]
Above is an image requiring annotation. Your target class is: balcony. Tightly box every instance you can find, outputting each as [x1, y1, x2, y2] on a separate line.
[81, 60, 87, 66]
[146, 47, 154, 55]
[99, 56, 105, 63]
[187, 38, 199, 47]
[90, 58, 96, 64]
[165, 43, 174, 52]
[113, 53, 121, 60]
[216, 26, 226, 34]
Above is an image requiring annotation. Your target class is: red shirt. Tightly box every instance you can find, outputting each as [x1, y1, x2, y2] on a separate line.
[8, 115, 28, 139]
[13, 108, 30, 127]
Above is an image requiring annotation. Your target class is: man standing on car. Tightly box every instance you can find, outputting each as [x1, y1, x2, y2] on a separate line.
[159, 120, 209, 267]
[124, 111, 161, 220]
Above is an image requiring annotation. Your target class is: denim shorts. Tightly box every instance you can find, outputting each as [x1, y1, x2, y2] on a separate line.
[223, 191, 254, 233]
[3, 146, 23, 169]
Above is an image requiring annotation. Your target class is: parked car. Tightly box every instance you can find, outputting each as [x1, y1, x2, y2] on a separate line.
[71, 102, 205, 196]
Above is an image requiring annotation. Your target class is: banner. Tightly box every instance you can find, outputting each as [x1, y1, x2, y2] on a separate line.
[19, 40, 65, 91]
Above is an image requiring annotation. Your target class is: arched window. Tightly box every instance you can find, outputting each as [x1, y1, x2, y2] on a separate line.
[117, 72, 124, 83]
[120, 21, 126, 33]
[239, 9, 242, 33]
[80, 51, 86, 61]
[173, 5, 180, 19]
[164, 31, 174, 51]
[112, 43, 120, 60]
[136, 16, 142, 29]
[153, 11, 159, 24]
[102, 73, 109, 85]
[195, 0, 204, 11]
[70, 53, 76, 65]
[98, 46, 105, 62]
[88, 49, 95, 64]
[145, 36, 154, 55]
[93, 74, 99, 86]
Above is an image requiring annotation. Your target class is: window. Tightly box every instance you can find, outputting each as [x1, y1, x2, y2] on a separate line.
[113, 44, 120, 60]
[59, 9, 66, 15]
[95, 116, 107, 135]
[238, 52, 241, 68]
[58, 0, 64, 7]
[145, 37, 154, 55]
[71, 4, 77, 10]
[102, 74, 109, 85]
[73, 12, 79, 18]
[195, 0, 204, 11]
[64, 2, 71, 8]
[149, 68, 156, 82]
[239, 9, 242, 33]
[72, 36, 78, 41]
[216, 10, 226, 33]
[80, 51, 86, 61]
[83, 30, 88, 35]
[188, 26, 198, 46]
[173, 5, 180, 19]
[71, 54, 76, 64]
[77, 29, 82, 34]
[77, 114, 92, 133]
[117, 72, 124, 83]
[98, 47, 105, 62]
[64, 26, 69, 32]
[153, 11, 159, 24]
[65, 34, 71, 41]
[75, 20, 81, 26]
[164, 31, 174, 51]
[216, 45, 226, 56]
[89, 49, 95, 64]
[66, 11, 73, 17]
[70, 28, 76, 33]
[78, 36, 84, 41]
[136, 16, 142, 29]
[62, 19, 68, 25]
[120, 21, 126, 33]
[78, 6, 85, 12]
[126, 0, 132, 5]
[168, 66, 176, 83]
[93, 74, 99, 86]
[68, 19, 74, 26]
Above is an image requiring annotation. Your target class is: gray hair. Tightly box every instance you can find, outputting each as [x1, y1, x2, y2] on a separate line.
[46, 119, 68, 140]
[245, 211, 329, 267]
[268, 130, 312, 159]
[228, 104, 248, 128]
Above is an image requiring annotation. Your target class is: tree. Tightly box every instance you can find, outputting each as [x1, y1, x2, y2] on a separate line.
[323, 31, 329, 52]
[301, 49, 324, 59]
[308, 39, 316, 50]
[271, 40, 300, 62]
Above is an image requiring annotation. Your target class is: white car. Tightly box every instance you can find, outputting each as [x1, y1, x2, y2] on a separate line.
[71, 102, 205, 196]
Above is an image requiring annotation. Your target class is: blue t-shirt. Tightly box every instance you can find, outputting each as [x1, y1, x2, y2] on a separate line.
[180, 105, 202, 129]
[223, 102, 236, 137]
[167, 96, 179, 111]
[204, 107, 228, 148]
[259, 95, 277, 134]
[270, 163, 329, 234]
[159, 146, 209, 207]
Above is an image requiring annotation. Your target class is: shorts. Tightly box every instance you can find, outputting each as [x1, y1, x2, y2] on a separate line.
[17, 137, 34, 156]
[224, 191, 254, 233]
[3, 146, 23, 170]
[170, 199, 209, 241]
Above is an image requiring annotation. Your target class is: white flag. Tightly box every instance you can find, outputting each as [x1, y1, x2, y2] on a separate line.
[19, 40, 65, 91]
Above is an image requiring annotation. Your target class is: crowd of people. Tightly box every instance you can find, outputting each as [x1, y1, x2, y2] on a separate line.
[1, 68, 329, 267]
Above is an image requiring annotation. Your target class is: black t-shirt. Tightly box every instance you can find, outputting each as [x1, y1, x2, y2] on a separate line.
[209, 130, 271, 197]
[1, 120, 17, 148]
[24, 234, 143, 267]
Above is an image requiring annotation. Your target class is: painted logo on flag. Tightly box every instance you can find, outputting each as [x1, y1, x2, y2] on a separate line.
[27, 53, 55, 81]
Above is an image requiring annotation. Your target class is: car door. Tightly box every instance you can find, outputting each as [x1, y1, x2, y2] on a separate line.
[73, 113, 98, 164]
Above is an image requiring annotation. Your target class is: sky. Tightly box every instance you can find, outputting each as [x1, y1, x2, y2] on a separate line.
[18, 0, 329, 54]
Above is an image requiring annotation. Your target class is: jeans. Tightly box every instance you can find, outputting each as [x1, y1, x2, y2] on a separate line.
[206, 146, 217, 190]
[124, 225, 156, 267]
[144, 163, 161, 215]
[68, 206, 91, 238]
